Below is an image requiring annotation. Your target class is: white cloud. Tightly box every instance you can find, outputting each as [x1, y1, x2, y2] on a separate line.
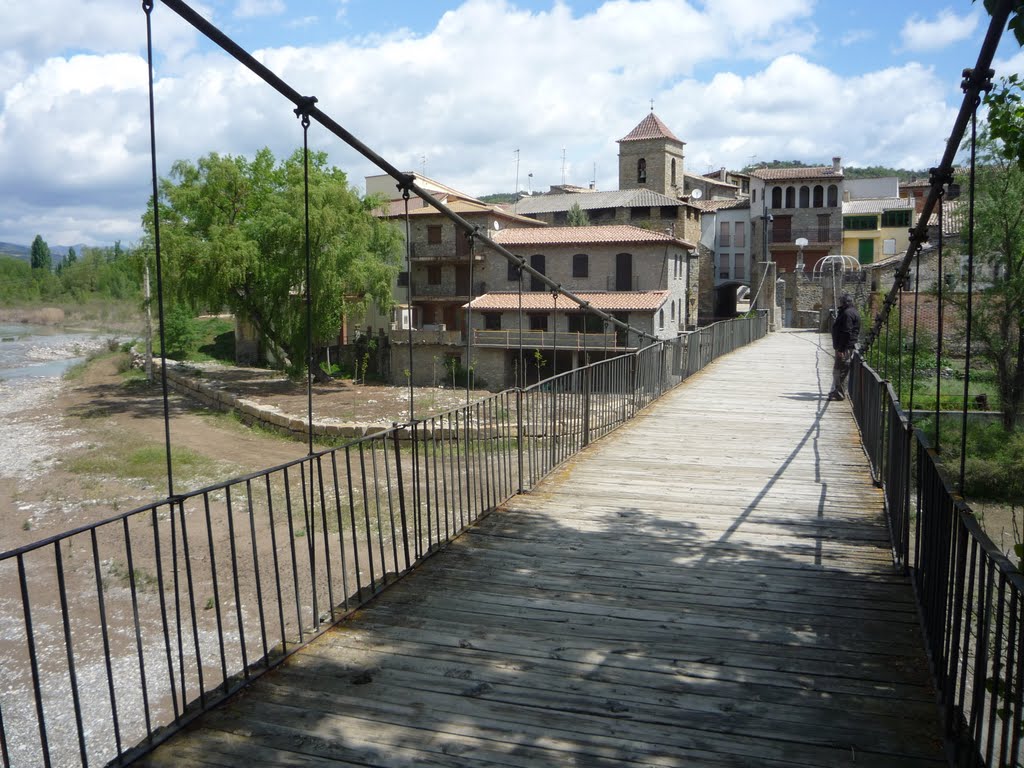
[234, 0, 286, 19]
[0, 0, 983, 246]
[900, 8, 980, 52]
[840, 29, 873, 47]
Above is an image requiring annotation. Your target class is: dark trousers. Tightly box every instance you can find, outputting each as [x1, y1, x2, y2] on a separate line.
[831, 349, 852, 397]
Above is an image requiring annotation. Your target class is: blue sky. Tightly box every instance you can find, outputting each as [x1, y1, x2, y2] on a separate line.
[2, 0, 1022, 247]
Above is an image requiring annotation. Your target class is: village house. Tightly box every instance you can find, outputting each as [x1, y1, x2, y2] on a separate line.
[841, 177, 914, 265]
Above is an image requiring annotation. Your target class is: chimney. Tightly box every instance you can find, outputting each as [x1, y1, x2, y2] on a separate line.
[719, 167, 727, 181]
[832, 156, 841, 173]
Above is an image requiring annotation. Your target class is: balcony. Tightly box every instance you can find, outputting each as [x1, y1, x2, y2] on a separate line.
[472, 329, 622, 350]
[410, 242, 484, 262]
[412, 281, 487, 300]
[767, 225, 842, 246]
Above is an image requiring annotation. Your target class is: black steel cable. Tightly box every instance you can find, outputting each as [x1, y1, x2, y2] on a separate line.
[936, 189, 946, 451]
[144, 0, 176, 499]
[960, 103, 981, 492]
[297, 103, 315, 457]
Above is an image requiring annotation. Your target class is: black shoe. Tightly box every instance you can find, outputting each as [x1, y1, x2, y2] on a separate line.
[827, 392, 843, 401]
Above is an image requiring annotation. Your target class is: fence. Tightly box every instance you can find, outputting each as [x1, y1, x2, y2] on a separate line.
[850, 353, 1024, 767]
[0, 313, 767, 768]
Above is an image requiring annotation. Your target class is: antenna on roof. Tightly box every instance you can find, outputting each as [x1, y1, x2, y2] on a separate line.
[650, 98, 655, 112]
[561, 147, 567, 185]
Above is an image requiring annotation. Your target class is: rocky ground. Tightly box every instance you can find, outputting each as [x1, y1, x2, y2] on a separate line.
[0, 352, 488, 550]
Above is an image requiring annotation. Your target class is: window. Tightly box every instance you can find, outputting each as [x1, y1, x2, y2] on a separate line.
[659, 309, 665, 329]
[427, 225, 442, 244]
[671, 158, 677, 187]
[881, 209, 911, 227]
[529, 314, 548, 332]
[813, 185, 823, 207]
[630, 207, 649, 221]
[818, 214, 832, 242]
[567, 314, 602, 334]
[719, 221, 731, 247]
[530, 254, 545, 291]
[827, 184, 838, 207]
[883, 238, 897, 255]
[752, 188, 757, 204]
[734, 222, 745, 247]
[660, 206, 677, 219]
[799, 186, 810, 208]
[843, 215, 878, 230]
[771, 186, 782, 208]
[572, 253, 589, 278]
[637, 158, 647, 184]
[735, 257, 745, 280]
[483, 312, 501, 331]
[397, 271, 409, 287]
[671, 301, 675, 320]
[427, 265, 442, 285]
[785, 187, 795, 208]
[507, 259, 521, 282]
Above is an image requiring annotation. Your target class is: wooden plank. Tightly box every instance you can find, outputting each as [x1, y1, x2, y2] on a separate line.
[141, 331, 945, 767]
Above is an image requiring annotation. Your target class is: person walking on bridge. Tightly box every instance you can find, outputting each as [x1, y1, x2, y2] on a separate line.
[828, 293, 860, 401]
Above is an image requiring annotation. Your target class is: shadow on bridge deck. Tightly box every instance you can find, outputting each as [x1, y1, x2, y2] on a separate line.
[141, 329, 945, 767]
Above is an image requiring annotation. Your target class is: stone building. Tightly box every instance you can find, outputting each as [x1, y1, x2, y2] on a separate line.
[749, 161, 845, 274]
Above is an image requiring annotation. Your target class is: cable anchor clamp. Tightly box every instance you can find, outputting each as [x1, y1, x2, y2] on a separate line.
[293, 96, 318, 128]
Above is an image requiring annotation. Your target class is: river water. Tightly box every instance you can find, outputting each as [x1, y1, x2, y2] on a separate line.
[0, 324, 117, 483]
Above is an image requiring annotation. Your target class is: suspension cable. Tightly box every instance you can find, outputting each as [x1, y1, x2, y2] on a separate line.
[295, 99, 316, 457]
[935, 185, 947, 451]
[466, 228, 476, 404]
[552, 290, 559, 378]
[143, 0, 175, 500]
[908, 248, 922, 420]
[858, 0, 1011, 351]
[959, 100, 984, 492]
[517, 265, 524, 387]
[402, 189, 414, 421]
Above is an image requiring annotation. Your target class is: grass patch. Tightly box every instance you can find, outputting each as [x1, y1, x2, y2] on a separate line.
[67, 439, 217, 485]
[919, 416, 1024, 503]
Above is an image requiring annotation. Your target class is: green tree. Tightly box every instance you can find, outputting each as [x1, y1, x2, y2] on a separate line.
[145, 147, 402, 380]
[567, 202, 590, 226]
[957, 76, 1024, 430]
[65, 246, 77, 266]
[30, 235, 51, 272]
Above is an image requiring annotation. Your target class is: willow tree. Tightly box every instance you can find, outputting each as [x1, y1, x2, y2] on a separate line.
[144, 148, 401, 379]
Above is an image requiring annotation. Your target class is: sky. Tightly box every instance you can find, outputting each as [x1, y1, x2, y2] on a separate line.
[2, 0, 1023, 249]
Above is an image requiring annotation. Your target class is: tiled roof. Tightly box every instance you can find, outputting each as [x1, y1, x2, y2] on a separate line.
[394, 199, 544, 227]
[927, 200, 965, 235]
[691, 198, 750, 212]
[684, 171, 738, 190]
[492, 224, 693, 248]
[750, 165, 843, 180]
[901, 179, 932, 189]
[512, 188, 689, 215]
[842, 198, 913, 215]
[466, 290, 669, 312]
[618, 112, 684, 144]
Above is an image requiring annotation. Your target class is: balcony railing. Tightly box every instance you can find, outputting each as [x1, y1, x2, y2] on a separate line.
[412, 281, 487, 299]
[473, 329, 621, 350]
[767, 226, 842, 245]
[410, 242, 482, 261]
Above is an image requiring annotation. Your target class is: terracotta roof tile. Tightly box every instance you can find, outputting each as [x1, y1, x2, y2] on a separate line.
[512, 188, 691, 215]
[842, 198, 913, 214]
[618, 112, 684, 144]
[466, 290, 669, 312]
[492, 224, 693, 248]
[750, 166, 843, 181]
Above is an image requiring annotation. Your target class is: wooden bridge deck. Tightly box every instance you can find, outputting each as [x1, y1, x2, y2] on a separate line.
[142, 330, 945, 767]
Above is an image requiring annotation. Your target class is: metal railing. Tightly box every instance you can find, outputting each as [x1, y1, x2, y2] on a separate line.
[472, 329, 620, 350]
[850, 353, 1024, 766]
[0, 313, 767, 768]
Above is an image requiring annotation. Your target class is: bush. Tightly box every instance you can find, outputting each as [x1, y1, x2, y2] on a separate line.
[162, 305, 202, 359]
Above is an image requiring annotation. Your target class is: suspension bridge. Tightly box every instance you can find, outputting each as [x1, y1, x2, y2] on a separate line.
[1, 0, 1022, 766]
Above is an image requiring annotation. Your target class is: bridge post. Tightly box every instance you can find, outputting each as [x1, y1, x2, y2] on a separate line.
[516, 389, 524, 493]
[582, 365, 592, 447]
[391, 425, 411, 569]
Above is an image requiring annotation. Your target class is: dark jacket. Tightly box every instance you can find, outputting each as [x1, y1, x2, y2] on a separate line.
[832, 304, 860, 351]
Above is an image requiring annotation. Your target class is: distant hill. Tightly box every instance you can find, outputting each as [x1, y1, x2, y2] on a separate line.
[0, 242, 30, 260]
[0, 241, 90, 263]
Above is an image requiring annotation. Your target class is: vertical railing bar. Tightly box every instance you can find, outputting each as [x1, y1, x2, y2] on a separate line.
[264, 473, 288, 654]
[957, 536, 981, 722]
[201, 493, 229, 688]
[18, 554, 51, 768]
[438, 415, 451, 537]
[419, 421, 433, 552]
[970, 557, 995, 757]
[988, 573, 1008, 764]
[298, 461, 319, 634]
[368, 439, 388, 583]
[315, 456, 336, 617]
[54, 541, 88, 767]
[122, 517, 153, 738]
[244, 479, 270, 665]
[358, 442, 380, 589]
[1010, 592, 1024, 767]
[179, 496, 207, 705]
[0, 695, 10, 768]
[90, 529, 122, 756]
[344, 445, 363, 595]
[170, 498, 186, 708]
[516, 389, 524, 494]
[330, 451, 351, 609]
[150, 505, 180, 721]
[223, 486, 250, 677]
[391, 427, 411, 571]
[282, 467, 305, 644]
